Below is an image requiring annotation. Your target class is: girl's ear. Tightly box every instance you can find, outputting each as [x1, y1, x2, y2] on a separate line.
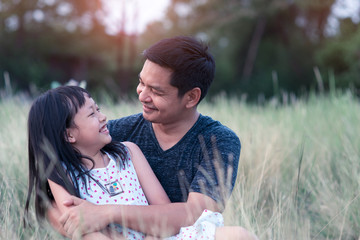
[185, 87, 201, 108]
[66, 129, 76, 143]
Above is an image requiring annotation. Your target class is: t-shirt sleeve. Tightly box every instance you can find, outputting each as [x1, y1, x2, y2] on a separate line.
[189, 128, 241, 209]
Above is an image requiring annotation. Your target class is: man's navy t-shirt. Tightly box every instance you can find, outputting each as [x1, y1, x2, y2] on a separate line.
[108, 113, 240, 206]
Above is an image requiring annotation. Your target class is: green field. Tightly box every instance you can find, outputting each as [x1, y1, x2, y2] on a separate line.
[1, 91, 359, 239]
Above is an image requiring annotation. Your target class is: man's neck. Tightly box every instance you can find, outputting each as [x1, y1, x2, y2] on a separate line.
[152, 111, 200, 151]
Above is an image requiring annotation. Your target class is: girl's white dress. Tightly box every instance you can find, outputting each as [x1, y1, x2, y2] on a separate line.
[75, 149, 224, 239]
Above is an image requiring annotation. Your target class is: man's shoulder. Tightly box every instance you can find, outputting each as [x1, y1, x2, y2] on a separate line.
[198, 115, 239, 138]
[194, 114, 241, 150]
[108, 113, 143, 127]
[107, 113, 148, 142]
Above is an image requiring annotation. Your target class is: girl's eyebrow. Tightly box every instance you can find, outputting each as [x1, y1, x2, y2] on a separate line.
[86, 106, 93, 114]
[85, 104, 95, 113]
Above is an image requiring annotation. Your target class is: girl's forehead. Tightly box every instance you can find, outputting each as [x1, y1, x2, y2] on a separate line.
[76, 96, 95, 113]
[84, 95, 96, 105]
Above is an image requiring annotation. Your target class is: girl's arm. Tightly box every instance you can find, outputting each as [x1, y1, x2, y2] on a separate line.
[122, 141, 171, 205]
[48, 180, 122, 240]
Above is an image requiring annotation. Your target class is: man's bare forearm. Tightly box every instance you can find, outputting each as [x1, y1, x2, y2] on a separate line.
[106, 193, 220, 237]
[58, 193, 220, 237]
[106, 203, 199, 237]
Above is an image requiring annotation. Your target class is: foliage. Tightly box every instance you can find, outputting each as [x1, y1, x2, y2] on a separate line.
[1, 0, 360, 100]
[143, 0, 360, 100]
[1, 91, 360, 239]
[315, 17, 360, 94]
[0, 0, 139, 97]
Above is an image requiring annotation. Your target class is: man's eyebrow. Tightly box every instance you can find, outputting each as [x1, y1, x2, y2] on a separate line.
[151, 85, 165, 93]
[138, 74, 165, 92]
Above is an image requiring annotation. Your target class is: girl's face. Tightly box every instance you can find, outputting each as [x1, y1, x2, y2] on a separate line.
[67, 95, 111, 156]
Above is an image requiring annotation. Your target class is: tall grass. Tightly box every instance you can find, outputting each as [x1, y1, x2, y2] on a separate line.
[0, 91, 359, 239]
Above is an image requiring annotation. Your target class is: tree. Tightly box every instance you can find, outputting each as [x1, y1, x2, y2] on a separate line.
[0, 0, 138, 96]
[141, 0, 345, 99]
[315, 17, 360, 94]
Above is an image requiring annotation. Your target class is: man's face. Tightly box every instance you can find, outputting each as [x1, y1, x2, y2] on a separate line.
[136, 60, 187, 124]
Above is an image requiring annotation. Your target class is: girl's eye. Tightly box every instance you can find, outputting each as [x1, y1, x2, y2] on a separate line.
[97, 107, 100, 112]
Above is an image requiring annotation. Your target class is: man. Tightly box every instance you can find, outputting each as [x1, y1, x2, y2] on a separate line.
[57, 36, 242, 238]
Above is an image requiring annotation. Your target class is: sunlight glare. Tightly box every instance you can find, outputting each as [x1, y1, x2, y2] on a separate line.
[102, 0, 170, 35]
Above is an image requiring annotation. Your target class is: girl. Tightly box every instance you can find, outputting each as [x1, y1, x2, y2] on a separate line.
[25, 86, 256, 240]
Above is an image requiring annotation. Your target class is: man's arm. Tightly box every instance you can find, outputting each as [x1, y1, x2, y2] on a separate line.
[60, 191, 220, 238]
[48, 180, 120, 240]
[59, 134, 238, 237]
[59, 141, 220, 237]
[111, 192, 220, 236]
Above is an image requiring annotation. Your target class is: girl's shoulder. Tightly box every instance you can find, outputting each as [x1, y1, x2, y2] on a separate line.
[121, 141, 140, 152]
[120, 142, 145, 166]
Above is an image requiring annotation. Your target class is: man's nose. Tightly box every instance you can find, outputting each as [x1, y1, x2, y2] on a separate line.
[138, 87, 151, 102]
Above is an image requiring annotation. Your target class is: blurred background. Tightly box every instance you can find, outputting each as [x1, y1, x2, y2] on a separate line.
[0, 0, 359, 101]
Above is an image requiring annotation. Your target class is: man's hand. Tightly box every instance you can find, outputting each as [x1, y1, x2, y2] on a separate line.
[60, 196, 110, 238]
[46, 202, 69, 237]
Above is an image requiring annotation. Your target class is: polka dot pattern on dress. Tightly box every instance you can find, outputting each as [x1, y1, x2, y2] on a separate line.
[72, 148, 222, 240]
[75, 150, 148, 239]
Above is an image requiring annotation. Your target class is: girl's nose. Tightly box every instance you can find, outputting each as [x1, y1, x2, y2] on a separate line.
[99, 112, 107, 122]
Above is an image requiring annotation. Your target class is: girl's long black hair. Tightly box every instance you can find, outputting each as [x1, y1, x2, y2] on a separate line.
[24, 86, 127, 222]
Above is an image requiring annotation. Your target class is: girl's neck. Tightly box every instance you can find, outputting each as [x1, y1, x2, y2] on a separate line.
[82, 150, 109, 169]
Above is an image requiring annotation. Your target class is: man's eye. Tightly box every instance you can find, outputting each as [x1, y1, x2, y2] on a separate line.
[152, 90, 163, 96]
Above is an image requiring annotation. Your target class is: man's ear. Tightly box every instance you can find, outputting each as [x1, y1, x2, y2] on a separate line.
[185, 87, 201, 108]
[66, 129, 76, 143]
